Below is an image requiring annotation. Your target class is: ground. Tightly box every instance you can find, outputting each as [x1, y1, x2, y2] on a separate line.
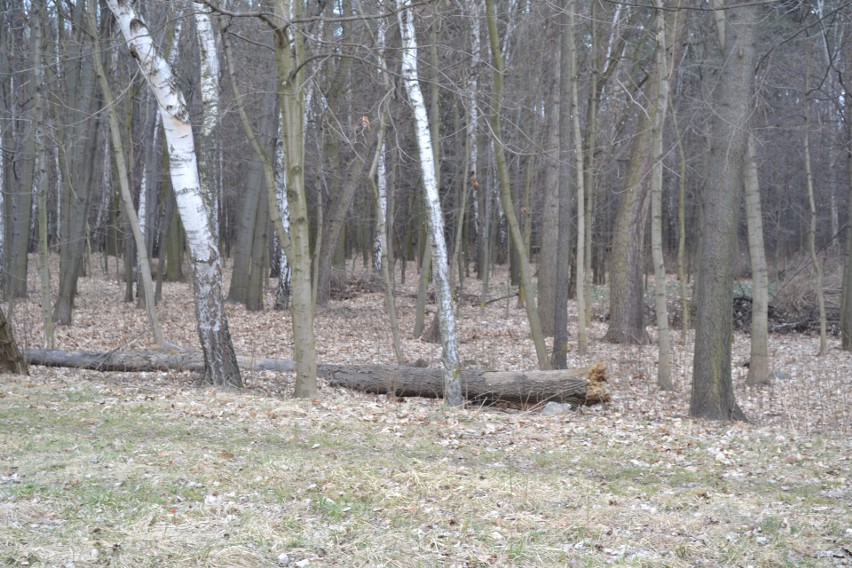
[0, 256, 850, 566]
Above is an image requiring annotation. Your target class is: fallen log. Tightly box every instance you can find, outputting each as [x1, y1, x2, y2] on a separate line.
[22, 349, 609, 406]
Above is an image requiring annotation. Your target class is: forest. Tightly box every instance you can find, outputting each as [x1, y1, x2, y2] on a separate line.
[1, 1, 851, 565]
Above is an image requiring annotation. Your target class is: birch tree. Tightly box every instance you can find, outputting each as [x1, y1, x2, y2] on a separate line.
[274, 123, 292, 311]
[106, 0, 241, 388]
[397, 0, 463, 406]
[194, 1, 221, 237]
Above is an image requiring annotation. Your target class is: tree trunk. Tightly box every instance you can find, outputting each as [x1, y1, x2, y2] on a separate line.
[368, 18, 404, 364]
[537, 66, 560, 338]
[89, 0, 164, 347]
[744, 135, 770, 385]
[397, 0, 464, 406]
[690, 1, 756, 421]
[567, 4, 588, 356]
[223, 47, 278, 308]
[107, 0, 241, 389]
[670, 105, 690, 340]
[843, 25, 852, 350]
[552, 0, 573, 369]
[603, 138, 652, 344]
[33, 1, 54, 349]
[23, 349, 609, 407]
[274, 0, 317, 398]
[273, 120, 292, 311]
[485, 0, 550, 370]
[803, 72, 828, 356]
[53, 0, 100, 324]
[650, 0, 673, 390]
[194, 1, 220, 241]
[0, 306, 26, 375]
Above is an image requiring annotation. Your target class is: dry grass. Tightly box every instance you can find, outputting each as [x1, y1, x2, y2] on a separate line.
[0, 255, 851, 566]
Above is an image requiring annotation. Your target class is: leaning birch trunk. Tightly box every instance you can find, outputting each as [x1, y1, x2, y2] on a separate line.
[90, 1, 164, 348]
[484, 0, 550, 370]
[650, 0, 672, 390]
[744, 135, 770, 385]
[106, 0, 241, 388]
[137, 20, 180, 305]
[397, 0, 463, 406]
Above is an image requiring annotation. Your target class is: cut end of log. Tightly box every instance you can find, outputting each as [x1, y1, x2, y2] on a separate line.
[585, 362, 610, 405]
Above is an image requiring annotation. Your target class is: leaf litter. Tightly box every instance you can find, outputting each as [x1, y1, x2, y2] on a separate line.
[0, 257, 850, 566]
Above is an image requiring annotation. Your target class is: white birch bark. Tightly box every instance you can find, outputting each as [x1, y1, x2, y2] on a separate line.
[138, 19, 179, 296]
[94, 124, 111, 244]
[469, 1, 481, 273]
[194, 1, 220, 237]
[274, 121, 292, 310]
[106, 0, 241, 388]
[374, 143, 388, 271]
[397, 0, 463, 406]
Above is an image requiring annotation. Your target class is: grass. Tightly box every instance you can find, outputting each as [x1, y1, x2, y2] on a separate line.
[1, 370, 850, 567]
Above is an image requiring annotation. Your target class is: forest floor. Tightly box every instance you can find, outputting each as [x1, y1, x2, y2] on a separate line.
[1, 256, 850, 567]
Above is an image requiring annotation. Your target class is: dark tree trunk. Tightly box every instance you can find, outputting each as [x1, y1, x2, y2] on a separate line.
[690, 2, 757, 422]
[603, 110, 653, 345]
[0, 306, 26, 374]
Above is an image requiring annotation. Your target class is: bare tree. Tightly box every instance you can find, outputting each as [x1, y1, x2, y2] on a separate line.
[690, 0, 757, 421]
[744, 135, 770, 385]
[106, 0, 241, 388]
[397, 0, 463, 406]
[485, 0, 549, 369]
[89, 0, 164, 347]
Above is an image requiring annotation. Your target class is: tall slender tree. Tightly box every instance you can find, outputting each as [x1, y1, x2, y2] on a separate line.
[485, 0, 549, 369]
[397, 0, 463, 406]
[744, 135, 770, 385]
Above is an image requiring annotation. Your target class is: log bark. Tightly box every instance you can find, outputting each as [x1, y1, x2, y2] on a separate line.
[22, 349, 609, 406]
